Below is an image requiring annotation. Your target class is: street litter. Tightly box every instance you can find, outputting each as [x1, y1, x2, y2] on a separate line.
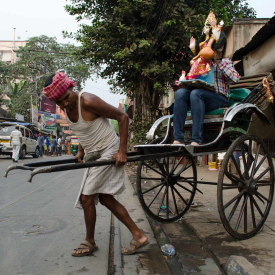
[161, 244, 175, 258]
[160, 206, 171, 213]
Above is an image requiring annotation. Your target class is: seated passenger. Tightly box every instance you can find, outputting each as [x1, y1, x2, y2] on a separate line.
[173, 12, 239, 146]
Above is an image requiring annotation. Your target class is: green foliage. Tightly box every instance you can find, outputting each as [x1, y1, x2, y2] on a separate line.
[0, 35, 95, 93]
[7, 80, 27, 100]
[130, 111, 153, 144]
[64, 0, 256, 141]
[0, 35, 96, 121]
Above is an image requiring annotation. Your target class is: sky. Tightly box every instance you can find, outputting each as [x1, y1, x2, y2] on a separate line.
[1, 0, 275, 107]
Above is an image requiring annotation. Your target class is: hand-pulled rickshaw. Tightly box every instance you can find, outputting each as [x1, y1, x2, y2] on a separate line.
[4, 75, 275, 240]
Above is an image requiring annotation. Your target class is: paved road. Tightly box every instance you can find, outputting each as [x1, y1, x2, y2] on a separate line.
[0, 155, 111, 275]
[0, 155, 171, 275]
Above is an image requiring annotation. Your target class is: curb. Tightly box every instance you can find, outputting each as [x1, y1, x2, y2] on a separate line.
[225, 256, 265, 275]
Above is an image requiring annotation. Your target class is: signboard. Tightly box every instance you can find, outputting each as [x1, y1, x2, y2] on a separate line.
[15, 113, 24, 121]
[41, 97, 56, 114]
[38, 111, 56, 131]
[32, 105, 38, 125]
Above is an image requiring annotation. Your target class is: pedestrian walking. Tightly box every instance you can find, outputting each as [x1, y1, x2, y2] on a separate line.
[37, 132, 44, 157]
[51, 136, 57, 157]
[43, 72, 148, 257]
[10, 126, 22, 162]
[45, 134, 50, 155]
[57, 136, 62, 156]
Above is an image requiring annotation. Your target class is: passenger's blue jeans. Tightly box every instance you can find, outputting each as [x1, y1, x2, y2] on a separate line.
[39, 145, 43, 157]
[173, 88, 229, 144]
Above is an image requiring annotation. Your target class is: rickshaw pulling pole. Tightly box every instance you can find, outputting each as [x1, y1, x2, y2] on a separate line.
[4, 149, 190, 183]
[4, 158, 78, 178]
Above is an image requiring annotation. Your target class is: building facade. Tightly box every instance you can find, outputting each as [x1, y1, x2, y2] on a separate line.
[0, 40, 27, 63]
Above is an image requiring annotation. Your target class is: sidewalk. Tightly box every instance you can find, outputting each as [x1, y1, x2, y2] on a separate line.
[118, 172, 172, 275]
[128, 163, 275, 275]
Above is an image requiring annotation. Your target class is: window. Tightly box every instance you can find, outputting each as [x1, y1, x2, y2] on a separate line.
[25, 129, 30, 138]
[20, 128, 24, 137]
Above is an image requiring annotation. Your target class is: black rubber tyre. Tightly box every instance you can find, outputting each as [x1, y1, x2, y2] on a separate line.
[32, 147, 40, 158]
[137, 152, 197, 223]
[218, 135, 274, 239]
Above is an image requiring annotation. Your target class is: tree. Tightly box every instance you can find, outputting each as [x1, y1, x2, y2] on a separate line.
[7, 80, 27, 100]
[0, 35, 95, 96]
[0, 35, 96, 121]
[64, 0, 256, 142]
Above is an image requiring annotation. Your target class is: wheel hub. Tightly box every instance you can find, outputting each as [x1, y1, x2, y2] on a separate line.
[247, 179, 258, 195]
[165, 175, 177, 186]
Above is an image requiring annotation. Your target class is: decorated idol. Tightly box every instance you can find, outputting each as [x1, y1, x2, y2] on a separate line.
[186, 11, 226, 82]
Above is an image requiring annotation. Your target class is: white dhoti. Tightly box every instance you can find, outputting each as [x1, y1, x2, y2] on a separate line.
[12, 145, 21, 161]
[75, 138, 125, 209]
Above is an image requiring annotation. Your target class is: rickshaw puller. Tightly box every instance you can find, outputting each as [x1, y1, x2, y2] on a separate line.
[43, 72, 148, 257]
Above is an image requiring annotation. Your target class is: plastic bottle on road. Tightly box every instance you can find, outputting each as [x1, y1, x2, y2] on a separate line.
[161, 244, 176, 258]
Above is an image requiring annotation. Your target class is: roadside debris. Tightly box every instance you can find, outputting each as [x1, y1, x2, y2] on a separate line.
[161, 244, 176, 258]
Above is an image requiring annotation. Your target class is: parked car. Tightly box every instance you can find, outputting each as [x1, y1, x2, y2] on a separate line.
[0, 124, 40, 158]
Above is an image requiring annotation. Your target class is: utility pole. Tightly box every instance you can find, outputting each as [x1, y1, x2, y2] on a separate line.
[13, 28, 16, 63]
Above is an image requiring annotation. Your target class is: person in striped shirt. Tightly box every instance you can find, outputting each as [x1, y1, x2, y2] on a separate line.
[173, 41, 239, 146]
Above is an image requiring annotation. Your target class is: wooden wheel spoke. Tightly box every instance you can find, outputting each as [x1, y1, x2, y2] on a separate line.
[255, 191, 270, 203]
[148, 185, 165, 208]
[172, 157, 184, 173]
[250, 144, 261, 177]
[253, 154, 267, 178]
[224, 189, 246, 209]
[141, 177, 163, 180]
[171, 187, 179, 215]
[257, 183, 272, 187]
[173, 161, 191, 176]
[228, 195, 243, 222]
[143, 162, 164, 177]
[254, 193, 265, 204]
[235, 194, 248, 232]
[244, 198, 248, 233]
[172, 186, 188, 206]
[157, 186, 168, 216]
[241, 143, 248, 177]
[231, 153, 245, 181]
[250, 196, 257, 229]
[166, 185, 169, 219]
[251, 196, 264, 217]
[255, 166, 271, 182]
[185, 181, 203, 195]
[224, 170, 246, 185]
[154, 159, 168, 175]
[163, 157, 169, 174]
[170, 157, 177, 174]
[175, 183, 193, 193]
[246, 140, 254, 172]
[142, 182, 164, 195]
[223, 186, 241, 190]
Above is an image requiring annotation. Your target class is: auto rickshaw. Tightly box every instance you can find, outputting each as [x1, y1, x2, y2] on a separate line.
[70, 136, 79, 156]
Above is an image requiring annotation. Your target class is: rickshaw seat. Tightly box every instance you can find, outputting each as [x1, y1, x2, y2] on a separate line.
[183, 88, 251, 119]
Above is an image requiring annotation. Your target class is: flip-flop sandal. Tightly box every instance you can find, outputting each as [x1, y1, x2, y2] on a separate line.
[71, 240, 98, 257]
[122, 239, 150, 255]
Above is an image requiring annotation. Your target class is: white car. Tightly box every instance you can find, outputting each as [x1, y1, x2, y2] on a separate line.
[0, 124, 40, 158]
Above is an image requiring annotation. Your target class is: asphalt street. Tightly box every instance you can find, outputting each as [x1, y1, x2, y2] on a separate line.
[0, 155, 111, 275]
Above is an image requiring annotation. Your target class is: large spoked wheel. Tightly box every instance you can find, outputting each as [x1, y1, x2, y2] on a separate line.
[137, 154, 197, 223]
[218, 135, 274, 239]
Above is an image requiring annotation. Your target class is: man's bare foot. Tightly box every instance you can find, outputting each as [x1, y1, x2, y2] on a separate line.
[190, 142, 199, 146]
[173, 140, 185, 145]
